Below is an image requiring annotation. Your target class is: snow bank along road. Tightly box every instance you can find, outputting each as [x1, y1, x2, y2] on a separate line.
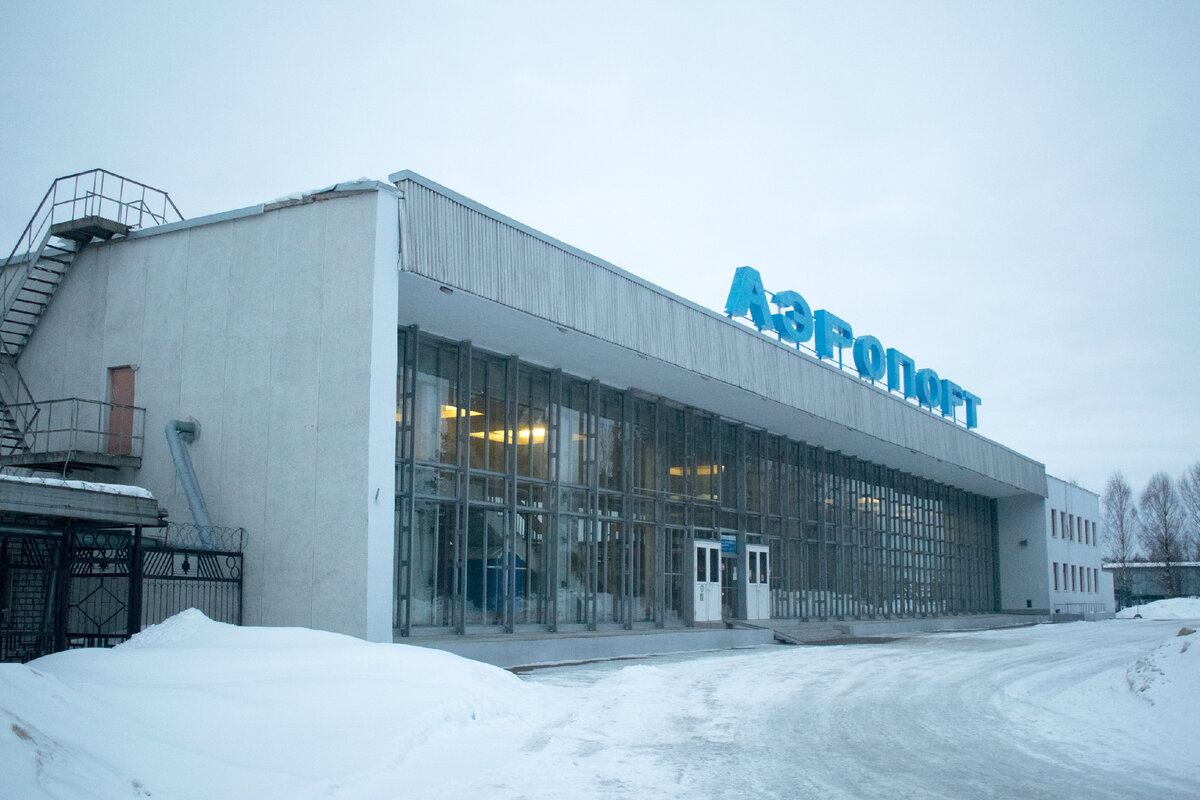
[2, 610, 1197, 799]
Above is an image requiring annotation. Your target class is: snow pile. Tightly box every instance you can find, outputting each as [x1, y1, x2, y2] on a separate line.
[1116, 597, 1200, 619]
[1125, 627, 1199, 707]
[1, 611, 533, 799]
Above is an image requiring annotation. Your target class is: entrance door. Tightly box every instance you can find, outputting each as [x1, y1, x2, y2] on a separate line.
[108, 366, 135, 455]
[693, 540, 722, 622]
[745, 544, 770, 620]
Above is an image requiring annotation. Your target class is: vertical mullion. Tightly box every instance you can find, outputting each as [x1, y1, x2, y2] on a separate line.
[587, 380, 599, 631]
[548, 370, 562, 632]
[654, 400, 665, 627]
[621, 390, 633, 630]
[455, 341, 472, 634]
[402, 328, 419, 635]
[505, 356, 519, 633]
[734, 424, 747, 621]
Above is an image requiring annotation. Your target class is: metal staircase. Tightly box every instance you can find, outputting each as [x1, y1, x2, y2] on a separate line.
[0, 169, 182, 460]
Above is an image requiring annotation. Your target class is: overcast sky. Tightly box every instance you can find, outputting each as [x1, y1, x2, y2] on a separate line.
[1, 1, 1197, 498]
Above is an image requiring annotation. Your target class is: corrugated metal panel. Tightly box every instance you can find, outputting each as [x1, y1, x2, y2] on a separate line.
[395, 177, 1044, 496]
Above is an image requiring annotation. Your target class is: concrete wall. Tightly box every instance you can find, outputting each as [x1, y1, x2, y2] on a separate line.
[16, 188, 399, 641]
[997, 493, 1050, 613]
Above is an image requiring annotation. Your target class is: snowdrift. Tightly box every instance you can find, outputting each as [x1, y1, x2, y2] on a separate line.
[1, 610, 531, 799]
[1115, 597, 1200, 619]
[3, 610, 1198, 798]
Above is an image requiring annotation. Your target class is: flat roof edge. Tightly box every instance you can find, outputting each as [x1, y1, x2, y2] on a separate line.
[123, 179, 399, 241]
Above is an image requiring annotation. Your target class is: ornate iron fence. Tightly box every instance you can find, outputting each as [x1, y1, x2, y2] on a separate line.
[142, 526, 243, 627]
[0, 534, 60, 662]
[1, 525, 244, 663]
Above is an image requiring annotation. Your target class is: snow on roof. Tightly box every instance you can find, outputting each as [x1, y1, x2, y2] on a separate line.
[267, 177, 384, 206]
[0, 473, 154, 500]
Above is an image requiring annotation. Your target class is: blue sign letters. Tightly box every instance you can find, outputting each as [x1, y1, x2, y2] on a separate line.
[725, 266, 981, 429]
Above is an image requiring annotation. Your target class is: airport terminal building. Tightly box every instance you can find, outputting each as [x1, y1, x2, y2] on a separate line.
[0, 169, 1111, 657]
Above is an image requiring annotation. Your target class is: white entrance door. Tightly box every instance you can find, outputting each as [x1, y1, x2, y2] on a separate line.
[745, 545, 770, 620]
[694, 541, 722, 622]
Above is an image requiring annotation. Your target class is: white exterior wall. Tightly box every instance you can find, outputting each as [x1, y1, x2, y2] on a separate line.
[15, 189, 399, 641]
[997, 494, 1050, 614]
[1045, 477, 1113, 615]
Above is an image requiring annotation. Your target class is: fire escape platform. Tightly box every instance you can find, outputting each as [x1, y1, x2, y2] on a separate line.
[2, 171, 178, 472]
[0, 473, 162, 528]
[48, 215, 129, 242]
[0, 449, 141, 473]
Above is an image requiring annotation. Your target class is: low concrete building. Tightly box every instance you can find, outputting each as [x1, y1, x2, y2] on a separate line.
[1104, 562, 1200, 609]
[0, 169, 1111, 662]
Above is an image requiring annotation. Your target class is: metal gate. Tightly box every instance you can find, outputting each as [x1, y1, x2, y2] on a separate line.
[141, 543, 243, 627]
[67, 530, 136, 650]
[0, 525, 243, 663]
[0, 534, 60, 662]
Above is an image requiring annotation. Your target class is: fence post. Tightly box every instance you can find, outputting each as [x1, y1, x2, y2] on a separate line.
[127, 526, 143, 637]
[53, 524, 72, 653]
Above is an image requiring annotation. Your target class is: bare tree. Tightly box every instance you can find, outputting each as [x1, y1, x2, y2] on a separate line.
[1139, 472, 1185, 597]
[1177, 461, 1200, 560]
[1102, 471, 1138, 607]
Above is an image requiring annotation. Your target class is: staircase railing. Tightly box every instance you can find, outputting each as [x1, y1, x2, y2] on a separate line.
[3, 169, 183, 266]
[0, 398, 145, 459]
[0, 340, 39, 453]
[0, 170, 180, 456]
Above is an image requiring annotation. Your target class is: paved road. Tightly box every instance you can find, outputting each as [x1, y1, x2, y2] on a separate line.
[496, 619, 1198, 799]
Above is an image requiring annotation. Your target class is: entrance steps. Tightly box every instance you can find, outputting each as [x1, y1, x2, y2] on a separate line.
[771, 613, 1044, 644]
[401, 614, 1043, 670]
[401, 625, 775, 670]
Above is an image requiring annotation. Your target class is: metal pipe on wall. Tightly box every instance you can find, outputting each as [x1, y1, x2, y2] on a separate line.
[164, 419, 214, 549]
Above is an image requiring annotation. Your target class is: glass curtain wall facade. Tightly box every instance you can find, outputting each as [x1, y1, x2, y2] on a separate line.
[395, 328, 999, 635]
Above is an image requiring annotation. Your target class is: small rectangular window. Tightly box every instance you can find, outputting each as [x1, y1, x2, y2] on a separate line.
[697, 546, 706, 582]
[1071, 565, 1077, 591]
[1053, 562, 1059, 590]
[748, 552, 758, 584]
[1051, 511, 1057, 537]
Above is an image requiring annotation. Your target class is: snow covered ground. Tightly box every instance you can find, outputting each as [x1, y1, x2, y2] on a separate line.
[3, 601, 1198, 799]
